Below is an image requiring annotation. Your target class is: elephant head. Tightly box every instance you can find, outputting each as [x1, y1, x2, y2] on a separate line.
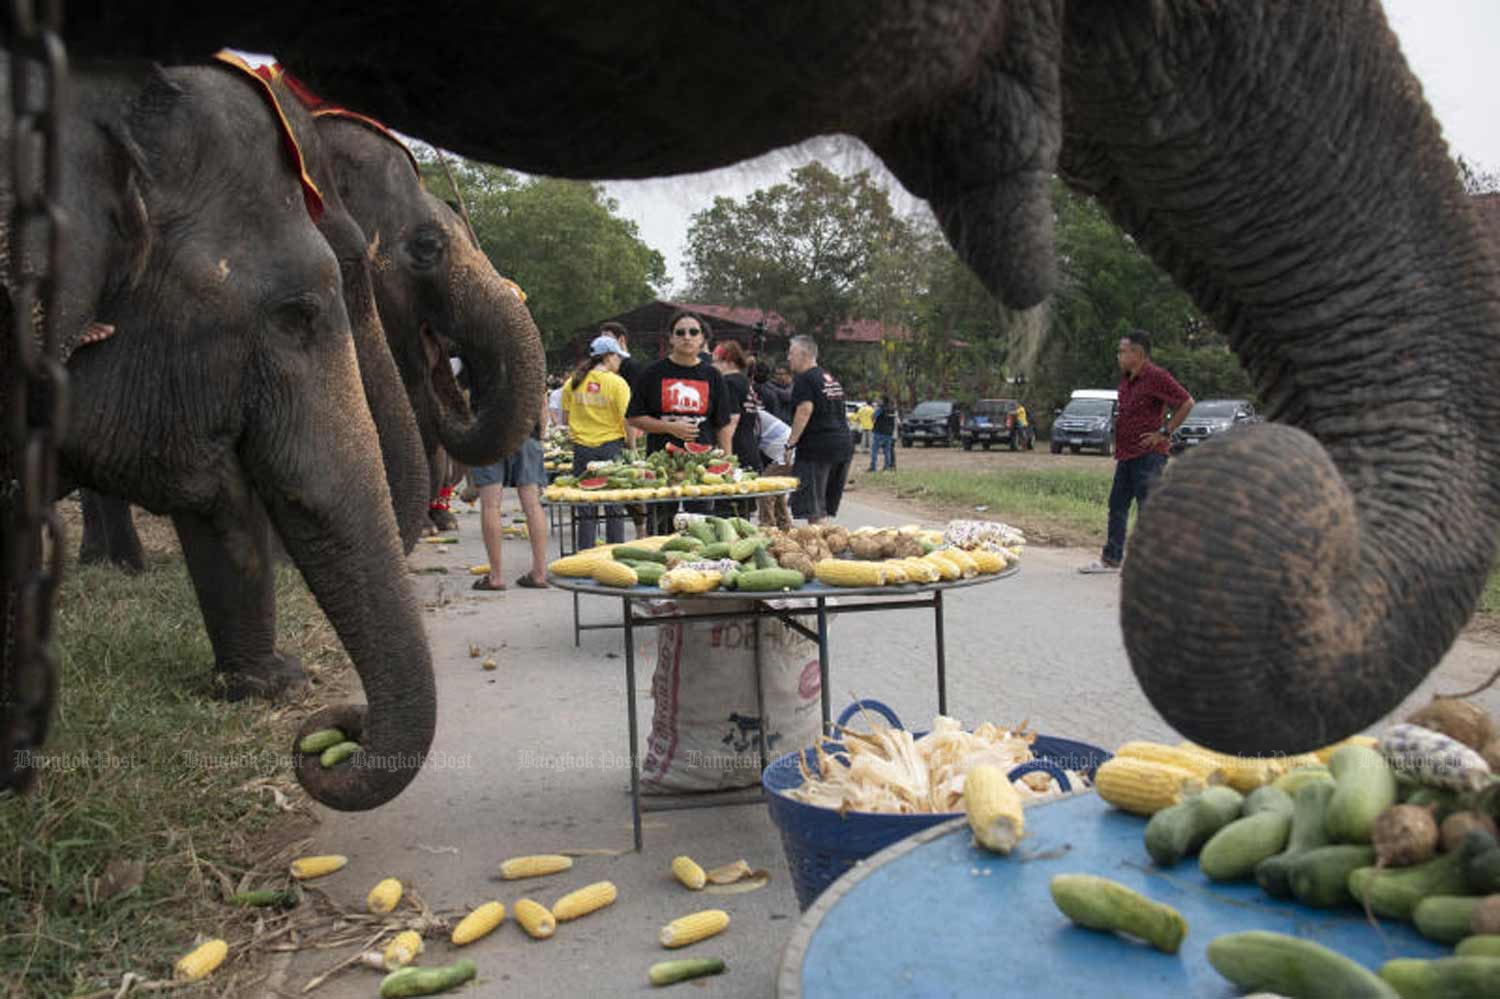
[315, 115, 546, 471]
[52, 63, 436, 809]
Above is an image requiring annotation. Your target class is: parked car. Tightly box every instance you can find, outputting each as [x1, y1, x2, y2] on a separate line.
[1170, 398, 1261, 453]
[900, 399, 963, 447]
[961, 398, 1033, 451]
[1051, 390, 1118, 456]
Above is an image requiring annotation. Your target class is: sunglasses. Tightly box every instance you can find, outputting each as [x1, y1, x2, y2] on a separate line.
[671, 327, 703, 337]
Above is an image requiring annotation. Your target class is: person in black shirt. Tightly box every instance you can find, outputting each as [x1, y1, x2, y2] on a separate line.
[869, 395, 897, 472]
[711, 340, 764, 473]
[785, 335, 853, 523]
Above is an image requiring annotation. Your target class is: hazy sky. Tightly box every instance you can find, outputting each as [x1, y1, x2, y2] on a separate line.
[601, 0, 1500, 291]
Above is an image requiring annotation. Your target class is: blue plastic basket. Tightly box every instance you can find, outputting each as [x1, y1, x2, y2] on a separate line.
[763, 700, 1112, 910]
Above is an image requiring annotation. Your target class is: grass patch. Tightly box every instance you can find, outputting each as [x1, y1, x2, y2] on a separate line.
[1480, 570, 1500, 618]
[860, 467, 1117, 547]
[0, 550, 347, 998]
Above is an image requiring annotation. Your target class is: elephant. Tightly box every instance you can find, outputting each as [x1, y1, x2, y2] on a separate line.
[19, 1, 1500, 759]
[2, 58, 438, 810]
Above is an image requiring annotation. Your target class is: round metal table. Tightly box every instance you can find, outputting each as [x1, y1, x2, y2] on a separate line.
[548, 566, 1019, 850]
[778, 790, 1448, 998]
[542, 488, 796, 557]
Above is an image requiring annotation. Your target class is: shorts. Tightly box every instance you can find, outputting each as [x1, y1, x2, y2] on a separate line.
[790, 455, 850, 520]
[470, 438, 546, 489]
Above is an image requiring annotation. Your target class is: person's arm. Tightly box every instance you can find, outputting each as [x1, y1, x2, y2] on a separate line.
[1141, 373, 1194, 449]
[628, 414, 698, 440]
[716, 419, 735, 453]
[787, 401, 814, 449]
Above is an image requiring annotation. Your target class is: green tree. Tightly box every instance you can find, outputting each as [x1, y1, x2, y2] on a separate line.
[420, 154, 666, 354]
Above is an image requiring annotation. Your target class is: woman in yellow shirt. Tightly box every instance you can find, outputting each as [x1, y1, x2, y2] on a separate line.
[562, 333, 632, 547]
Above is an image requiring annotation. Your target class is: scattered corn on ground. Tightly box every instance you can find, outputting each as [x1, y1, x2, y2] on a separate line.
[514, 899, 556, 939]
[174, 939, 227, 981]
[672, 856, 707, 891]
[499, 854, 574, 880]
[382, 931, 424, 970]
[366, 878, 402, 914]
[553, 882, 617, 922]
[660, 909, 730, 948]
[451, 902, 506, 945]
[289, 855, 348, 880]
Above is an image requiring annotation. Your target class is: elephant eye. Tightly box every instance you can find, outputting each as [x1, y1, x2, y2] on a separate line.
[407, 230, 446, 267]
[273, 293, 323, 331]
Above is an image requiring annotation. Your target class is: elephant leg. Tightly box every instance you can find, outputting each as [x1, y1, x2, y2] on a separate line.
[78, 490, 146, 573]
[172, 502, 307, 702]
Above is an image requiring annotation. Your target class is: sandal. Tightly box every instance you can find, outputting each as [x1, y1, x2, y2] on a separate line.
[515, 574, 548, 589]
[472, 577, 507, 591]
[1077, 560, 1121, 575]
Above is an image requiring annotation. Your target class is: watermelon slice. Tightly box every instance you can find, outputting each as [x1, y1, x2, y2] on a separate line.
[665, 442, 684, 455]
[684, 442, 712, 455]
[705, 462, 732, 476]
[579, 477, 609, 490]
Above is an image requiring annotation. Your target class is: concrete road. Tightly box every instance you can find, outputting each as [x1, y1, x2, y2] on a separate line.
[269, 492, 1500, 998]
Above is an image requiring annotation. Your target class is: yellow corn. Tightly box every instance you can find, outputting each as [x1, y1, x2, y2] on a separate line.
[660, 909, 730, 948]
[1093, 757, 1204, 816]
[881, 560, 910, 584]
[672, 855, 707, 891]
[366, 877, 403, 914]
[552, 881, 617, 922]
[469, 563, 491, 575]
[514, 898, 556, 939]
[942, 547, 980, 577]
[174, 939, 227, 981]
[289, 854, 347, 880]
[814, 558, 886, 587]
[451, 901, 506, 945]
[896, 557, 941, 583]
[661, 568, 721, 594]
[1176, 743, 1280, 792]
[921, 552, 963, 581]
[548, 548, 617, 578]
[1115, 741, 1227, 785]
[591, 559, 639, 587]
[1313, 735, 1379, 765]
[964, 764, 1025, 854]
[498, 854, 574, 880]
[382, 930, 424, 970]
[969, 548, 1006, 574]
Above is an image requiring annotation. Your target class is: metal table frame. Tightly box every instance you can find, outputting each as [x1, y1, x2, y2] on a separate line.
[547, 567, 1019, 850]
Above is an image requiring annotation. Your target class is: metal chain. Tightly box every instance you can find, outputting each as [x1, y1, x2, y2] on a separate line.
[3, 0, 68, 793]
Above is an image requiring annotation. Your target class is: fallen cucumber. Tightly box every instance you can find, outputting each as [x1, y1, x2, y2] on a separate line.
[649, 957, 726, 986]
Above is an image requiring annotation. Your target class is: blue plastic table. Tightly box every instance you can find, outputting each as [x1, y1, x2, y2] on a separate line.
[779, 791, 1449, 998]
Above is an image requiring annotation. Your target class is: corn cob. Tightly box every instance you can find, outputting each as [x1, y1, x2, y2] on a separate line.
[289, 855, 348, 880]
[814, 558, 886, 587]
[1094, 757, 1204, 816]
[660, 909, 730, 948]
[548, 548, 617, 578]
[660, 567, 721, 594]
[498, 854, 574, 880]
[366, 877, 403, 914]
[896, 557, 941, 583]
[964, 764, 1025, 854]
[921, 551, 962, 581]
[450, 901, 506, 945]
[1314, 735, 1379, 764]
[942, 547, 980, 577]
[969, 547, 1006, 574]
[1379, 722, 1493, 791]
[552, 881, 617, 921]
[382, 930, 424, 970]
[514, 898, 556, 939]
[591, 559, 639, 587]
[174, 939, 228, 981]
[1176, 743, 1279, 792]
[881, 560, 910, 584]
[1115, 741, 1227, 785]
[672, 855, 707, 891]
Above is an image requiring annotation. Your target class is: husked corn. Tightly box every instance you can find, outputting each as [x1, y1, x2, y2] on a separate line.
[548, 548, 616, 578]
[660, 909, 730, 948]
[881, 560, 910, 584]
[661, 567, 719, 594]
[1176, 743, 1279, 792]
[382, 930, 424, 969]
[514, 898, 556, 939]
[499, 854, 574, 880]
[942, 547, 980, 577]
[451, 901, 506, 945]
[921, 552, 962, 581]
[1094, 757, 1203, 816]
[591, 559, 639, 588]
[174, 939, 228, 981]
[672, 856, 707, 891]
[964, 764, 1024, 854]
[552, 881, 617, 921]
[1115, 742, 1226, 785]
[969, 548, 1006, 574]
[897, 557, 941, 583]
[814, 558, 886, 587]
[289, 855, 347, 880]
[366, 877, 403, 914]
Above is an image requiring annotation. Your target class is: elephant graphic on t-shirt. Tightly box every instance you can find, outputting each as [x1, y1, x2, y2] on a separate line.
[665, 380, 706, 412]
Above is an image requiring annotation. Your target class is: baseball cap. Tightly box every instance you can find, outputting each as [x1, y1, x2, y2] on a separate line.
[590, 334, 630, 358]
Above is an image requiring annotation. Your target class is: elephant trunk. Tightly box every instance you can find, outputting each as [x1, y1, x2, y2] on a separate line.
[431, 243, 547, 467]
[1061, 1, 1500, 752]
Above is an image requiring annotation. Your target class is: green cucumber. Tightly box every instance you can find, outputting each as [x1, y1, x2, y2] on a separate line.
[708, 517, 737, 544]
[1199, 787, 1294, 881]
[1272, 765, 1335, 796]
[732, 568, 806, 592]
[752, 546, 777, 571]
[1048, 874, 1186, 954]
[1455, 935, 1500, 958]
[1379, 957, 1500, 999]
[1413, 895, 1484, 944]
[730, 516, 757, 538]
[1349, 850, 1471, 920]
[1257, 781, 1336, 898]
[700, 542, 732, 559]
[1207, 931, 1399, 998]
[661, 536, 704, 553]
[1144, 786, 1244, 867]
[1402, 786, 1464, 823]
[319, 741, 361, 768]
[379, 959, 478, 997]
[729, 536, 768, 562]
[720, 566, 741, 591]
[1461, 828, 1500, 893]
[1287, 844, 1377, 908]
[631, 562, 666, 586]
[687, 521, 718, 545]
[648, 958, 726, 987]
[612, 546, 667, 564]
[1327, 744, 1399, 843]
[298, 728, 346, 754]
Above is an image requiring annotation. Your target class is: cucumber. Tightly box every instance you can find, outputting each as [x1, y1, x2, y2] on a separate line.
[1200, 787, 1294, 881]
[1455, 935, 1500, 958]
[1379, 957, 1500, 999]
[687, 521, 718, 545]
[661, 536, 704, 553]
[319, 741, 361, 768]
[1048, 874, 1186, 954]
[728, 536, 768, 562]
[700, 542, 732, 559]
[631, 562, 666, 586]
[1461, 828, 1500, 893]
[1207, 931, 1399, 998]
[752, 546, 777, 571]
[1413, 895, 1484, 944]
[297, 727, 347, 754]
[648, 958, 726, 987]
[708, 517, 737, 544]
[1327, 744, 1399, 843]
[730, 516, 757, 538]
[720, 566, 741, 591]
[733, 568, 806, 592]
[1403, 786, 1464, 823]
[1257, 781, 1336, 898]
[379, 959, 478, 998]
[1273, 765, 1336, 797]
[1145, 786, 1244, 867]
[1349, 850, 1471, 920]
[612, 546, 667, 564]
[1287, 844, 1377, 908]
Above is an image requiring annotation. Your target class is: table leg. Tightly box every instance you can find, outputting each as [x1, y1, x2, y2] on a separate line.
[816, 598, 830, 731]
[934, 589, 947, 716]
[752, 604, 769, 777]
[573, 589, 581, 648]
[623, 597, 643, 852]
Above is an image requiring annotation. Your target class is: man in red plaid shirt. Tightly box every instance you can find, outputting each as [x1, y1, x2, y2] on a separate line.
[1079, 330, 1194, 574]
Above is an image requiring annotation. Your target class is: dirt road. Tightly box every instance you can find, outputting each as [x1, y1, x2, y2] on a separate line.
[857, 438, 1111, 475]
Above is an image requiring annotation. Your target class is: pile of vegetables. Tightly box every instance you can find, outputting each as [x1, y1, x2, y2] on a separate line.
[542, 428, 573, 473]
[542, 442, 797, 501]
[1074, 696, 1500, 997]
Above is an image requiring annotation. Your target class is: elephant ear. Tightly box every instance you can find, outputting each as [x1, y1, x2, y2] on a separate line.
[102, 66, 183, 299]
